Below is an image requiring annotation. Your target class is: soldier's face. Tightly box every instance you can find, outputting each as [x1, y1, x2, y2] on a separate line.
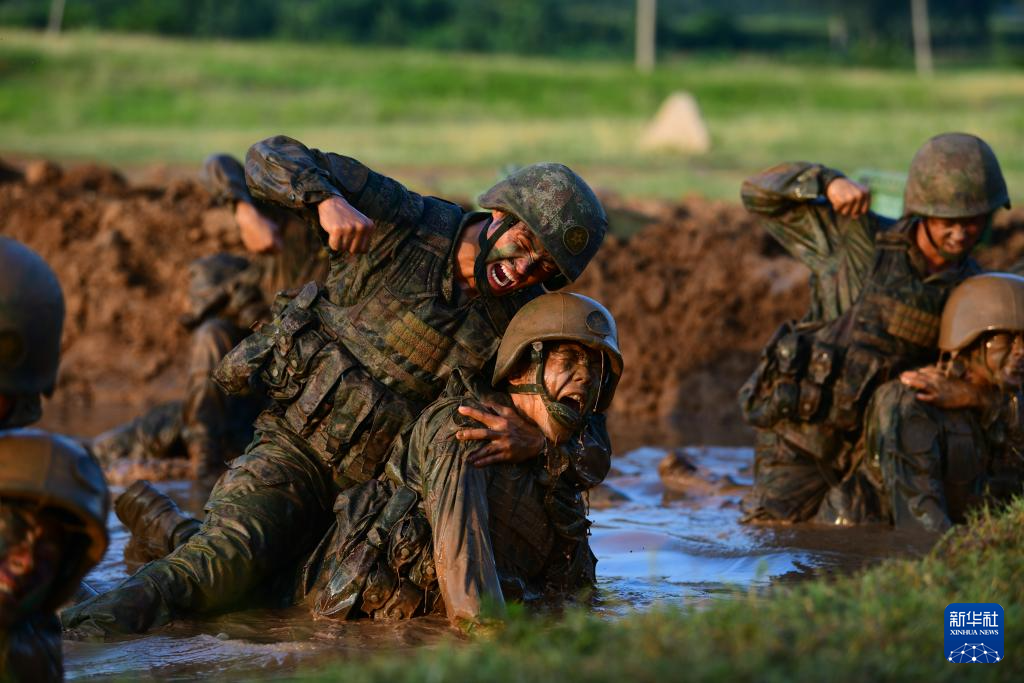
[978, 332, 1024, 389]
[923, 214, 987, 259]
[484, 212, 560, 295]
[539, 341, 602, 443]
[0, 504, 64, 626]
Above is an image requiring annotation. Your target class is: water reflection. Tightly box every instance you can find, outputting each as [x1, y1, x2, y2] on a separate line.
[65, 442, 937, 679]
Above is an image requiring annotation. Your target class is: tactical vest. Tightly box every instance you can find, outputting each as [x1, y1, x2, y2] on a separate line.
[215, 201, 537, 485]
[741, 219, 980, 460]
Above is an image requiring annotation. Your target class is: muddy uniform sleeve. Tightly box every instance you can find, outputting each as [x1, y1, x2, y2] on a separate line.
[413, 409, 505, 626]
[741, 162, 878, 321]
[245, 135, 423, 239]
[200, 153, 254, 206]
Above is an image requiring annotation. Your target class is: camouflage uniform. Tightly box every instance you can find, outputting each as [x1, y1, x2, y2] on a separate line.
[62, 137, 609, 635]
[739, 162, 981, 522]
[845, 379, 1023, 532]
[833, 273, 1024, 531]
[92, 155, 330, 476]
[300, 370, 605, 624]
[0, 238, 109, 683]
[89, 254, 270, 476]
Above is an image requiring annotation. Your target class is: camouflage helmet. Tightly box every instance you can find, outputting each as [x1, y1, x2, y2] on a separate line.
[0, 429, 110, 610]
[182, 253, 264, 329]
[493, 292, 622, 412]
[0, 237, 65, 397]
[478, 163, 607, 290]
[939, 273, 1024, 353]
[903, 133, 1010, 218]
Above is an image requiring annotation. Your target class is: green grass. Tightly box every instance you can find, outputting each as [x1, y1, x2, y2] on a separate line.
[291, 498, 1024, 682]
[1, 29, 1023, 202]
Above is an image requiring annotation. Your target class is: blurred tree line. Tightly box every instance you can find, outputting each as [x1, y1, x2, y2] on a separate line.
[2, 0, 1023, 64]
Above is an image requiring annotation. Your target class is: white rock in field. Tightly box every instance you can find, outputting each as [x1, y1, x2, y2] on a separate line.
[640, 92, 711, 154]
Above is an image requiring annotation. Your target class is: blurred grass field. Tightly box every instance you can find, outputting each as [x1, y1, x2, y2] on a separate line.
[1, 29, 1022, 202]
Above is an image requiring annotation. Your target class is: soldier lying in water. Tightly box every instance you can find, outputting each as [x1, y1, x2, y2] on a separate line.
[827, 273, 1024, 532]
[68, 292, 621, 633]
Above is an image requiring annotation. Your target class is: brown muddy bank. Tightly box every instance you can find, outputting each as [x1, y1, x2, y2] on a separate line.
[2, 158, 1023, 442]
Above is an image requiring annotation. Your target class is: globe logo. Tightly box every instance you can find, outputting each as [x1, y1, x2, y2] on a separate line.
[945, 603, 1003, 664]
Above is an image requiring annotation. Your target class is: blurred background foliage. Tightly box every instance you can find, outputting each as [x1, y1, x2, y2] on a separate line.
[1, 0, 1023, 66]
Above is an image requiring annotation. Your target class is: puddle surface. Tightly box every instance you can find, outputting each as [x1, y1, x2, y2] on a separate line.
[64, 441, 937, 680]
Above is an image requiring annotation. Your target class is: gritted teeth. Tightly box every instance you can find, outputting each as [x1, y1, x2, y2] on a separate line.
[489, 262, 515, 289]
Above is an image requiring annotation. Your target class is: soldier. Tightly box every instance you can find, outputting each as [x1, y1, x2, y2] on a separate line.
[0, 237, 109, 682]
[62, 136, 609, 635]
[200, 153, 329, 294]
[738, 132, 1010, 523]
[841, 274, 1024, 532]
[90, 254, 270, 479]
[303, 292, 621, 628]
[90, 152, 331, 480]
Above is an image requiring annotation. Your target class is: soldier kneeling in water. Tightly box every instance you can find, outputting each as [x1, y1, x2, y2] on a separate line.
[826, 273, 1024, 532]
[0, 237, 109, 682]
[83, 293, 621, 631]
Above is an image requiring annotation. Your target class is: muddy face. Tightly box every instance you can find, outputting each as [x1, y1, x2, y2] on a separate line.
[535, 341, 602, 443]
[976, 332, 1024, 389]
[922, 214, 987, 261]
[484, 218, 560, 295]
[0, 504, 65, 627]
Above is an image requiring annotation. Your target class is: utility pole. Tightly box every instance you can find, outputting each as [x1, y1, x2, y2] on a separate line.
[636, 0, 656, 73]
[47, 0, 66, 35]
[911, 0, 933, 75]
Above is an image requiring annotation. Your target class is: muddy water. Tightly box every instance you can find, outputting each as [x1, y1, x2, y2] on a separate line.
[63, 433, 938, 680]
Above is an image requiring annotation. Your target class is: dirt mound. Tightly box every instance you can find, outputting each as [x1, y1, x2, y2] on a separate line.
[2, 159, 1022, 444]
[572, 197, 810, 441]
[0, 161, 242, 427]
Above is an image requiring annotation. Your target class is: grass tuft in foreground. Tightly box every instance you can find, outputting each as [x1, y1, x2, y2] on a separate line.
[297, 499, 1024, 682]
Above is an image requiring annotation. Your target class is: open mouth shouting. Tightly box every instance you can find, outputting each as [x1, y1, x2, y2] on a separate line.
[487, 261, 520, 294]
[556, 391, 586, 414]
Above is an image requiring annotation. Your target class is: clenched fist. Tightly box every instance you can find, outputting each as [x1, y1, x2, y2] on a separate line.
[825, 177, 872, 218]
[317, 195, 375, 253]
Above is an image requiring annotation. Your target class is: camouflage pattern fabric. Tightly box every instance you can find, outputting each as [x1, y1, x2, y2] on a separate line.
[740, 162, 981, 522]
[902, 133, 1010, 218]
[477, 163, 607, 290]
[63, 139, 611, 635]
[301, 370, 601, 625]
[817, 379, 1024, 532]
[201, 153, 329, 296]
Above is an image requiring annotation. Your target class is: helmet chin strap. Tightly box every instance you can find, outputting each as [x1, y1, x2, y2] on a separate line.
[506, 342, 596, 434]
[473, 214, 518, 298]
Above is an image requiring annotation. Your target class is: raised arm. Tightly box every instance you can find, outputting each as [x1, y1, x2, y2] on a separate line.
[245, 135, 424, 253]
[741, 161, 880, 321]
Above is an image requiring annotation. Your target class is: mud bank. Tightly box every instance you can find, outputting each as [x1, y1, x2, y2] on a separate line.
[2, 159, 1022, 441]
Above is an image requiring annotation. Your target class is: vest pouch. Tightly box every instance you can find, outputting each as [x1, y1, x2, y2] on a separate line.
[282, 342, 353, 437]
[739, 321, 798, 428]
[214, 281, 320, 396]
[798, 380, 823, 421]
[830, 346, 884, 432]
[771, 380, 801, 422]
[807, 340, 838, 385]
[774, 329, 807, 376]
